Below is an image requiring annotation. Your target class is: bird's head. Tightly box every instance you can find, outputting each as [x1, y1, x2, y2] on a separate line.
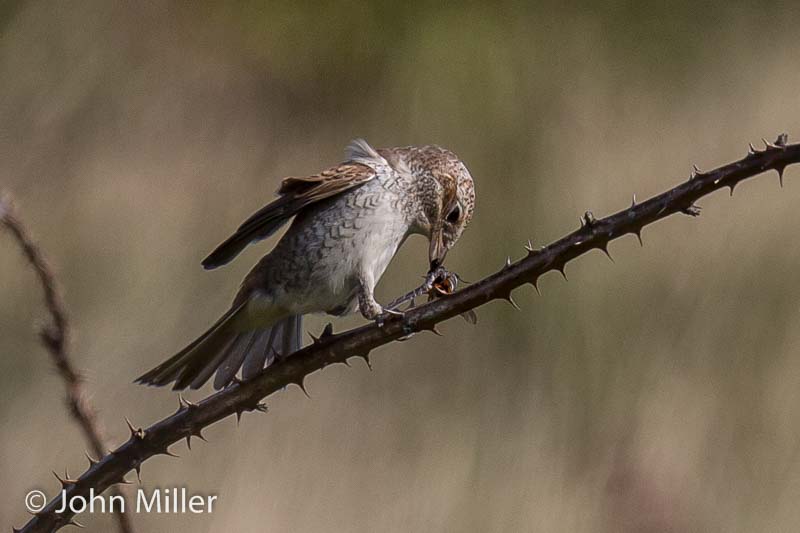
[354, 141, 475, 272]
[402, 146, 475, 272]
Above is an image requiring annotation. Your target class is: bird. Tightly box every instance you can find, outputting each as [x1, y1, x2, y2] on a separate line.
[135, 139, 475, 390]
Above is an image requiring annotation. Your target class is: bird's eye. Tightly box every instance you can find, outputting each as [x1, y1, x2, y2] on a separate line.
[446, 205, 460, 224]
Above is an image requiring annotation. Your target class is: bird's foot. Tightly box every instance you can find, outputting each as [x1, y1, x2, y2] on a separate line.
[380, 308, 418, 339]
[374, 307, 404, 328]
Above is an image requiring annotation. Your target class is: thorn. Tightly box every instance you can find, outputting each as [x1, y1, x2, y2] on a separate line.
[503, 293, 521, 311]
[762, 136, 787, 150]
[505, 256, 512, 268]
[124, 417, 145, 440]
[581, 211, 597, 228]
[53, 470, 77, 488]
[556, 264, 568, 280]
[133, 463, 141, 484]
[426, 324, 444, 336]
[254, 402, 268, 413]
[728, 181, 736, 196]
[630, 194, 637, 207]
[235, 408, 244, 425]
[296, 378, 311, 399]
[633, 228, 643, 247]
[186, 428, 208, 450]
[361, 353, 373, 371]
[85, 451, 99, 466]
[529, 276, 541, 295]
[310, 322, 335, 344]
[599, 243, 614, 262]
[161, 447, 180, 458]
[748, 142, 758, 155]
[776, 165, 786, 187]
[524, 239, 534, 252]
[691, 165, 703, 178]
[178, 394, 196, 409]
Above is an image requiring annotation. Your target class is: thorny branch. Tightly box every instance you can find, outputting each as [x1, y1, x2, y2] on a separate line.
[1, 197, 134, 533]
[15, 134, 800, 533]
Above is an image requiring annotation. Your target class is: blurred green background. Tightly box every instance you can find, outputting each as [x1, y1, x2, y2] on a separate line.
[3, 1, 800, 531]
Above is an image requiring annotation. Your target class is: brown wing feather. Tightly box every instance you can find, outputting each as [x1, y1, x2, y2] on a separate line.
[202, 162, 376, 269]
[278, 162, 376, 196]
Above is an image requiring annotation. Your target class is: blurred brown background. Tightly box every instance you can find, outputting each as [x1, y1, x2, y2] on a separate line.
[3, 1, 800, 531]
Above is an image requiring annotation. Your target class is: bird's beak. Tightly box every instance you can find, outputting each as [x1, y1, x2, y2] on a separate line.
[429, 225, 447, 272]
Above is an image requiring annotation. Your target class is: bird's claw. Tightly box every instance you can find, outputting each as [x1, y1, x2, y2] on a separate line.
[374, 307, 404, 328]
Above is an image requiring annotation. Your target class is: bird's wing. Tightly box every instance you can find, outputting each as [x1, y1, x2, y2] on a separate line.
[201, 162, 377, 269]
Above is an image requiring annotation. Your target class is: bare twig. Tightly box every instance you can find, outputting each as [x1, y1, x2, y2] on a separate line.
[1, 196, 134, 533]
[16, 134, 800, 533]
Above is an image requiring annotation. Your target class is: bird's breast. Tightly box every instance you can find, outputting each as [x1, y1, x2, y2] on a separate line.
[266, 184, 412, 315]
[323, 193, 409, 290]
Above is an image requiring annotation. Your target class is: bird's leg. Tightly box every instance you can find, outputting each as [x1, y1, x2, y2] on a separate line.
[358, 276, 403, 328]
[357, 274, 382, 320]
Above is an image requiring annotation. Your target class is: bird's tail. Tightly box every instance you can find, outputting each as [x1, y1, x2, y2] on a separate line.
[135, 303, 303, 390]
